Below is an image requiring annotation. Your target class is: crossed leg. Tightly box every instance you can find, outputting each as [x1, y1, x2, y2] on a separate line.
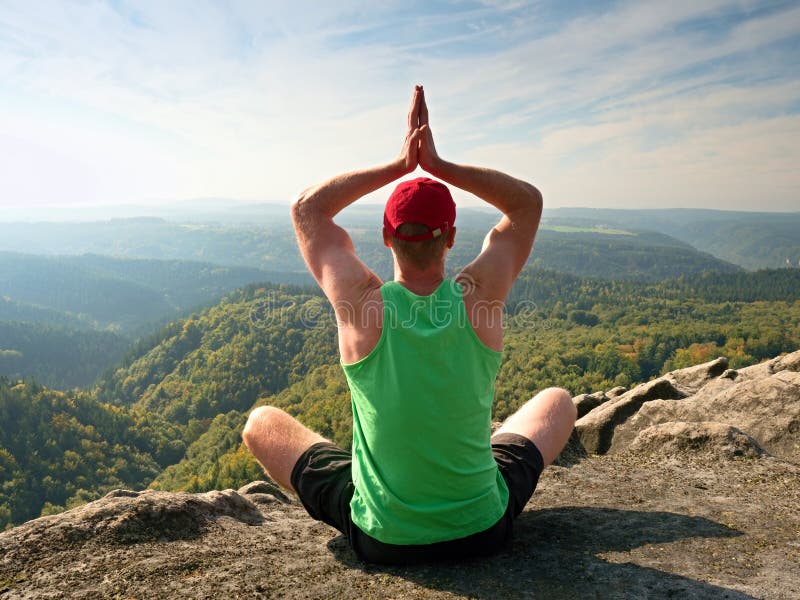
[242, 406, 327, 493]
[493, 387, 577, 466]
[243, 387, 577, 493]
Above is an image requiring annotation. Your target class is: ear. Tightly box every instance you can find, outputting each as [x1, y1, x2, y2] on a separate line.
[382, 226, 392, 248]
[446, 226, 456, 249]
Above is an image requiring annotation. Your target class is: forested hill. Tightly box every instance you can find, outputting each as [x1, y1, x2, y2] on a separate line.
[0, 378, 184, 528]
[0, 253, 313, 388]
[103, 268, 799, 495]
[94, 267, 800, 419]
[2, 268, 799, 529]
[93, 284, 337, 421]
[0, 222, 741, 389]
[506, 268, 800, 309]
[0, 323, 129, 390]
[0, 252, 312, 334]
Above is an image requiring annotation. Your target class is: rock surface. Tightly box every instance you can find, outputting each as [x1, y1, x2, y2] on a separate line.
[626, 421, 767, 459]
[575, 376, 686, 455]
[575, 351, 800, 461]
[572, 391, 609, 419]
[2, 353, 799, 599]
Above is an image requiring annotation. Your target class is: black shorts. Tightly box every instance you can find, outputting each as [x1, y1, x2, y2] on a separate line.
[289, 432, 544, 565]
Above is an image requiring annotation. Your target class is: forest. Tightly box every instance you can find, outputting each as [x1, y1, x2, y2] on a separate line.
[1, 263, 798, 530]
[0, 219, 751, 388]
[1, 208, 798, 529]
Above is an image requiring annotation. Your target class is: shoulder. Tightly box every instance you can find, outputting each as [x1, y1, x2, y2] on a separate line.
[454, 272, 504, 352]
[336, 283, 384, 364]
[331, 279, 384, 327]
[454, 268, 506, 306]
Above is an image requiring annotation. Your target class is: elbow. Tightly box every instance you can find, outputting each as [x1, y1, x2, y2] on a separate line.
[527, 182, 543, 209]
[521, 182, 543, 216]
[291, 189, 314, 223]
[290, 191, 306, 219]
[291, 188, 327, 235]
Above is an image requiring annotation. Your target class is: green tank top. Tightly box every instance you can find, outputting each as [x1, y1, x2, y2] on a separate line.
[341, 278, 508, 545]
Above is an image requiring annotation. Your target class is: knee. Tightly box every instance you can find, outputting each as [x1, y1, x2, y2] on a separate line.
[540, 387, 577, 423]
[242, 405, 283, 448]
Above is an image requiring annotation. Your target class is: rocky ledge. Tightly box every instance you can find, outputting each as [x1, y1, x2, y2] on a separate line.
[1, 352, 799, 599]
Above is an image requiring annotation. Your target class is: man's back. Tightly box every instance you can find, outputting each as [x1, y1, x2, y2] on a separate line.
[343, 279, 507, 545]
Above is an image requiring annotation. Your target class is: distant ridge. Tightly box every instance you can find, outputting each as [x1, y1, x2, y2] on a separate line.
[0, 215, 741, 280]
[545, 207, 800, 270]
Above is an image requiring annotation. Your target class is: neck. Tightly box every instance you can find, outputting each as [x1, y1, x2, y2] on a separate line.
[393, 262, 446, 296]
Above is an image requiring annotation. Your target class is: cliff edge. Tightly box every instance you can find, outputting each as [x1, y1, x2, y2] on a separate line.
[2, 352, 799, 599]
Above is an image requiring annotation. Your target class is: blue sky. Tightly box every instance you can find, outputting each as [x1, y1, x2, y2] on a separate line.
[1, 0, 799, 211]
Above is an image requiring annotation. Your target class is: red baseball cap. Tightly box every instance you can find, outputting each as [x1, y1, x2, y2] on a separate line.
[383, 177, 456, 242]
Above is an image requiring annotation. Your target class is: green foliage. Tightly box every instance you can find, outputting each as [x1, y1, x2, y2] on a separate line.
[0, 251, 174, 330]
[568, 310, 600, 326]
[39, 502, 65, 517]
[0, 380, 170, 528]
[182, 445, 264, 493]
[152, 411, 252, 491]
[665, 269, 800, 302]
[94, 284, 338, 422]
[151, 364, 351, 492]
[493, 297, 800, 419]
[0, 251, 311, 336]
[144, 269, 800, 494]
[280, 365, 352, 449]
[0, 322, 129, 389]
[2, 264, 798, 526]
[507, 268, 800, 312]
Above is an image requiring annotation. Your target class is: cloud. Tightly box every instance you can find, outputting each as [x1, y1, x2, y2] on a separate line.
[0, 0, 798, 210]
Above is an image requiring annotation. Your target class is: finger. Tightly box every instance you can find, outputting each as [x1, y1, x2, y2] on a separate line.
[418, 124, 435, 157]
[419, 89, 429, 127]
[419, 123, 431, 141]
[408, 89, 421, 130]
[407, 87, 422, 130]
[402, 127, 420, 169]
[404, 127, 420, 154]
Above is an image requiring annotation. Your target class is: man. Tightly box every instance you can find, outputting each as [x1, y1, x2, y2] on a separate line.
[243, 86, 576, 564]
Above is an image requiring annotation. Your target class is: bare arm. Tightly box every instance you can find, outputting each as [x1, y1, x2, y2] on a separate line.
[291, 87, 424, 316]
[417, 91, 542, 302]
[291, 162, 404, 301]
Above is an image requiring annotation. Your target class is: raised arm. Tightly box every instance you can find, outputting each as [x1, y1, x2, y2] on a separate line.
[291, 86, 425, 315]
[417, 90, 542, 303]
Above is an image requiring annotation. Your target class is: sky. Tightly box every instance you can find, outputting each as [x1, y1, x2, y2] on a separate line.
[1, 0, 799, 213]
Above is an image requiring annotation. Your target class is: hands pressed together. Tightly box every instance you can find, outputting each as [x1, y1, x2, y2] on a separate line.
[397, 85, 441, 175]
